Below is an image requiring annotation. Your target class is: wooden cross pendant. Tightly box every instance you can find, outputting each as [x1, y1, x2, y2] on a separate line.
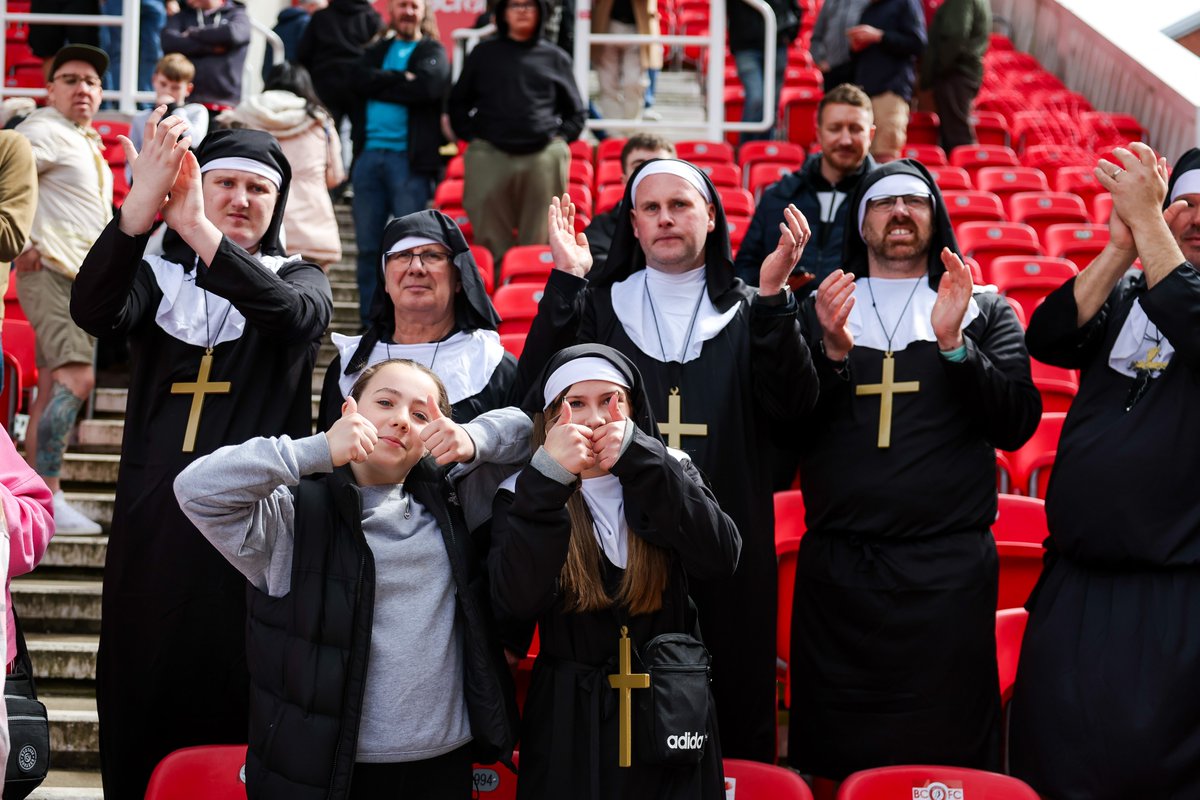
[855, 352, 920, 448]
[1133, 345, 1169, 373]
[170, 349, 232, 453]
[658, 387, 707, 449]
[607, 625, 650, 767]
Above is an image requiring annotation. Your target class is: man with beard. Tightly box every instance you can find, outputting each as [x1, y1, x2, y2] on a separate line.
[735, 84, 877, 293]
[789, 159, 1040, 780]
[1009, 146, 1200, 799]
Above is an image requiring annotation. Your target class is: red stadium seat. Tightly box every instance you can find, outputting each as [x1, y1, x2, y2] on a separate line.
[468, 245, 495, 295]
[597, 137, 627, 165]
[7, 63, 45, 89]
[596, 159, 625, 191]
[725, 759, 815, 799]
[675, 140, 734, 166]
[1010, 109, 1082, 153]
[975, 166, 1049, 217]
[4, 269, 25, 322]
[472, 752, 520, 800]
[718, 187, 755, 218]
[492, 284, 545, 335]
[499, 332, 526, 358]
[727, 214, 751, 254]
[996, 608, 1029, 706]
[1042, 223, 1109, 266]
[738, 140, 805, 173]
[971, 110, 1010, 148]
[899, 143, 947, 166]
[2, 319, 37, 407]
[445, 155, 464, 180]
[941, 191, 1006, 225]
[993, 493, 1049, 546]
[144, 745, 248, 800]
[774, 490, 807, 708]
[433, 179, 464, 210]
[1030, 357, 1079, 413]
[1, 353, 22, 432]
[783, 65, 822, 89]
[992, 494, 1049, 611]
[1080, 111, 1145, 149]
[1004, 295, 1027, 327]
[1054, 165, 1106, 214]
[905, 111, 940, 145]
[781, 86, 823, 149]
[949, 144, 1020, 181]
[1001, 412, 1065, 498]
[1009, 191, 1090, 242]
[989, 256, 1078, 321]
[568, 138, 593, 162]
[1020, 144, 1093, 187]
[954, 222, 1042, 278]
[747, 161, 795, 199]
[596, 185, 625, 215]
[499, 245, 554, 286]
[440, 207, 473, 244]
[928, 166, 972, 191]
[1092, 192, 1113, 225]
[837, 765, 1040, 800]
[698, 161, 741, 189]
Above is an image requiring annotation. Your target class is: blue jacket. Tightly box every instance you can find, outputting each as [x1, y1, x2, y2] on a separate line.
[734, 152, 876, 287]
[851, 0, 926, 100]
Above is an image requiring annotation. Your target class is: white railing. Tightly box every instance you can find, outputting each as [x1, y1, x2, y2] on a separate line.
[452, 0, 778, 141]
[992, 0, 1200, 161]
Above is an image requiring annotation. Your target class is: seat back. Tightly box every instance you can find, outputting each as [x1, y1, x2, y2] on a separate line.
[996, 608, 1030, 706]
[145, 745, 249, 800]
[472, 752, 520, 800]
[954, 222, 1042, 277]
[837, 765, 1040, 799]
[949, 144, 1021, 181]
[989, 255, 1078, 317]
[1001, 412, 1066, 498]
[2, 318, 37, 398]
[928, 166, 972, 191]
[1009, 191, 1090, 241]
[675, 140, 735, 166]
[942, 190, 1006, 225]
[899, 143, 948, 166]
[774, 490, 806, 708]
[1030, 357, 1079, 414]
[498, 245, 554, 287]
[724, 758, 815, 799]
[1042, 223, 1109, 265]
[492, 284, 545, 335]
[975, 166, 1049, 216]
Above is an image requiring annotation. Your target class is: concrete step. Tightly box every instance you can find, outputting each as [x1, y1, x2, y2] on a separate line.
[29, 770, 103, 800]
[60, 454, 119, 486]
[12, 579, 102, 634]
[44, 695, 99, 771]
[40, 535, 107, 571]
[27, 633, 97, 682]
[76, 421, 122, 453]
[61, 493, 113, 529]
[330, 280, 358, 304]
[92, 388, 124, 416]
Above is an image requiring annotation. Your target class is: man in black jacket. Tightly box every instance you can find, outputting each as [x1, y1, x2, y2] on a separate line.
[348, 0, 449, 325]
[447, 0, 586, 265]
[736, 84, 876, 290]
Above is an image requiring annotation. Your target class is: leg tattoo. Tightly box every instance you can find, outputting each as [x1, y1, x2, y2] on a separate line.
[36, 381, 84, 477]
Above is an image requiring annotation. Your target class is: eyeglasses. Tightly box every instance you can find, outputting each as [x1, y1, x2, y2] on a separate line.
[53, 74, 102, 89]
[508, 2, 538, 10]
[387, 250, 452, 267]
[866, 194, 933, 213]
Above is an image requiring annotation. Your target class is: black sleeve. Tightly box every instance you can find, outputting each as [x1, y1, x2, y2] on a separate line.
[489, 469, 576, 624]
[1025, 275, 1117, 370]
[878, 0, 927, 57]
[613, 428, 741, 580]
[361, 40, 450, 107]
[942, 292, 1042, 451]
[194, 239, 332, 342]
[318, 353, 345, 430]
[447, 51, 479, 142]
[555, 58, 587, 142]
[70, 213, 159, 337]
[511, 269, 594, 403]
[750, 291, 819, 427]
[1136, 263, 1200, 370]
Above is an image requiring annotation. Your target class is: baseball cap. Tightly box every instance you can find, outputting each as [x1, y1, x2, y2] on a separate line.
[49, 44, 110, 80]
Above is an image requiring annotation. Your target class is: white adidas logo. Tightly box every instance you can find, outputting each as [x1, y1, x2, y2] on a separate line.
[666, 732, 706, 750]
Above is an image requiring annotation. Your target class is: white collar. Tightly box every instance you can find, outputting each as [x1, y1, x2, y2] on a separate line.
[1108, 298, 1174, 379]
[580, 473, 628, 569]
[146, 252, 300, 347]
[330, 329, 506, 405]
[610, 267, 739, 363]
[847, 276, 983, 353]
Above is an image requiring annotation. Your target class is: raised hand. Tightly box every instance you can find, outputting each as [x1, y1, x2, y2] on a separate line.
[547, 193, 593, 278]
[759, 204, 811, 294]
[419, 394, 476, 465]
[118, 105, 192, 236]
[543, 401, 596, 475]
[815, 269, 856, 361]
[931, 248, 973, 350]
[591, 394, 630, 472]
[327, 396, 379, 467]
[159, 150, 205, 236]
[1096, 143, 1170, 231]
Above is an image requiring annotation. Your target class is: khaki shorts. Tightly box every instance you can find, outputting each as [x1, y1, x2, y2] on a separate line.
[16, 266, 96, 371]
[870, 91, 911, 160]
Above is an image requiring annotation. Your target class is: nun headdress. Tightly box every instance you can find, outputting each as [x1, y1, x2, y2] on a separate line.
[1167, 148, 1200, 208]
[842, 159, 961, 289]
[594, 158, 750, 313]
[341, 209, 502, 378]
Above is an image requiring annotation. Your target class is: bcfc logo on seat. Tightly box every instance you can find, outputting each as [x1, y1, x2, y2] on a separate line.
[911, 782, 965, 800]
[666, 731, 706, 750]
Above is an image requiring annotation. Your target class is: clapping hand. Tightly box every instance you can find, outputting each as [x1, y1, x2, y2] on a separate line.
[931, 248, 972, 351]
[759, 204, 811, 294]
[419, 395, 476, 465]
[815, 269, 856, 361]
[327, 397, 378, 466]
[543, 402, 596, 475]
[547, 193, 593, 278]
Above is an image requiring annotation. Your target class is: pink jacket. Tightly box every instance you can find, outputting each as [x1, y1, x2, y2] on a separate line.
[0, 426, 54, 660]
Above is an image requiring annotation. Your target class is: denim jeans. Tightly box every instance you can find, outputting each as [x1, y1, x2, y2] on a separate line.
[351, 148, 434, 326]
[101, 0, 167, 95]
[734, 44, 789, 143]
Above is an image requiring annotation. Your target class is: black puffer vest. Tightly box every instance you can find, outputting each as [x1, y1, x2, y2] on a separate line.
[244, 459, 517, 799]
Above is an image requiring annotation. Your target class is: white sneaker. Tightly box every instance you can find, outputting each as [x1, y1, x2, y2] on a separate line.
[52, 491, 103, 535]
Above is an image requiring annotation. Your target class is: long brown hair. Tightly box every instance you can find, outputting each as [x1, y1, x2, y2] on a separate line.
[534, 392, 671, 616]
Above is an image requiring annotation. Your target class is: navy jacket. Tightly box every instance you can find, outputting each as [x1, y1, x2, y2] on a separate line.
[734, 152, 876, 287]
[851, 0, 926, 100]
